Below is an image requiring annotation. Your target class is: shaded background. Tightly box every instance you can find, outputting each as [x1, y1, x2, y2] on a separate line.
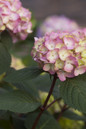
[21, 0, 86, 27]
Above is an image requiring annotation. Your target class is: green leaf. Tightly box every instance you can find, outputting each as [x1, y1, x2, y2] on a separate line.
[13, 82, 39, 99]
[0, 90, 40, 113]
[13, 116, 26, 129]
[26, 74, 60, 99]
[0, 110, 8, 119]
[22, 54, 37, 67]
[25, 112, 61, 129]
[4, 67, 43, 83]
[1, 30, 13, 50]
[0, 81, 14, 92]
[63, 110, 86, 121]
[0, 119, 11, 129]
[60, 73, 86, 113]
[0, 43, 11, 75]
[0, 110, 10, 120]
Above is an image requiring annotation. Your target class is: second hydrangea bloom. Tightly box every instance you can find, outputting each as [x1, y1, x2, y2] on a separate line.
[0, 0, 32, 43]
[32, 30, 86, 81]
[37, 15, 79, 37]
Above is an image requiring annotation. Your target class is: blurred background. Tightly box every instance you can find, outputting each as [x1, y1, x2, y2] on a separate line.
[21, 0, 86, 27]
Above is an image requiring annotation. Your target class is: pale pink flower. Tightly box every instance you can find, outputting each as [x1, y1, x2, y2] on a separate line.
[32, 30, 86, 81]
[57, 71, 67, 81]
[45, 40, 56, 50]
[46, 50, 58, 63]
[63, 36, 75, 50]
[74, 66, 86, 76]
[0, 0, 32, 43]
[54, 59, 64, 70]
[64, 63, 74, 73]
[37, 15, 79, 37]
[43, 64, 50, 71]
[59, 48, 70, 61]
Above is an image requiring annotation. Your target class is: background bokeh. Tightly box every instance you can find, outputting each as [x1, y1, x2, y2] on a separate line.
[21, 0, 86, 26]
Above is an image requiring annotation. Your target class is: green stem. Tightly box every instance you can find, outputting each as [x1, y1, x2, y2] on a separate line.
[57, 104, 68, 121]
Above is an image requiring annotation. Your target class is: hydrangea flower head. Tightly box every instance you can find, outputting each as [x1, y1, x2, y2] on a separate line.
[0, 0, 32, 43]
[37, 15, 79, 37]
[32, 30, 86, 81]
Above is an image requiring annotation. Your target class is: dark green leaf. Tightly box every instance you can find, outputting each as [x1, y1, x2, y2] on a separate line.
[13, 82, 39, 99]
[26, 74, 60, 99]
[0, 119, 11, 129]
[0, 90, 40, 113]
[13, 116, 26, 129]
[60, 73, 86, 113]
[0, 82, 14, 91]
[25, 112, 61, 129]
[0, 43, 11, 75]
[63, 110, 86, 121]
[0, 110, 10, 120]
[6, 67, 16, 75]
[4, 67, 43, 83]
[1, 30, 13, 50]
[22, 54, 37, 67]
[0, 110, 8, 119]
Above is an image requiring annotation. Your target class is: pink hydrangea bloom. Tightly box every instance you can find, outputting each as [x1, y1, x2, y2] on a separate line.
[0, 0, 32, 43]
[37, 15, 79, 37]
[31, 30, 86, 81]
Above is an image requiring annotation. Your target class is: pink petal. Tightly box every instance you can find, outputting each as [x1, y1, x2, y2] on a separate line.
[66, 56, 78, 66]
[43, 64, 50, 71]
[45, 40, 56, 50]
[64, 63, 73, 72]
[66, 71, 74, 78]
[64, 37, 75, 50]
[34, 37, 38, 42]
[59, 47, 70, 61]
[50, 32, 58, 39]
[57, 71, 66, 81]
[74, 66, 86, 76]
[46, 50, 58, 63]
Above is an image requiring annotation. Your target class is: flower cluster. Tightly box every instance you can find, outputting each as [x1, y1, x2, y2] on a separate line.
[31, 30, 86, 81]
[0, 0, 32, 43]
[37, 15, 79, 37]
